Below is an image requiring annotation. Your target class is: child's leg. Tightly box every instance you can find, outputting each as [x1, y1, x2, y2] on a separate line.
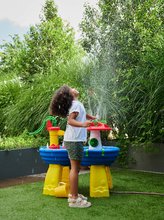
[69, 159, 81, 199]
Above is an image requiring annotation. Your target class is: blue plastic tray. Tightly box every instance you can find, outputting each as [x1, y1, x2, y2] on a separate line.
[39, 146, 120, 166]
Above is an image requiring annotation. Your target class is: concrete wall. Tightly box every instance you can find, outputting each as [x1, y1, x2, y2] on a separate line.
[128, 143, 164, 173]
[0, 148, 48, 180]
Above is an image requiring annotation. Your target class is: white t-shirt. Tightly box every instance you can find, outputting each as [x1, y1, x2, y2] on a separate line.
[64, 100, 87, 142]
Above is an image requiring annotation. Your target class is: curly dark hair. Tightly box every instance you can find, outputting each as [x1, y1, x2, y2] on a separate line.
[49, 85, 74, 118]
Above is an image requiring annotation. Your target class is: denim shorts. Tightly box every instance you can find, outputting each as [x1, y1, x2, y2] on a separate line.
[64, 141, 84, 161]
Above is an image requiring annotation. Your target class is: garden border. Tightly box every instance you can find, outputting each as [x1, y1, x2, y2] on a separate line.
[128, 143, 164, 173]
[0, 147, 48, 180]
[0, 143, 163, 180]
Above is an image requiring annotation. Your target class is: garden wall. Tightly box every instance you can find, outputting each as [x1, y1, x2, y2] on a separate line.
[0, 143, 163, 180]
[106, 141, 164, 173]
[0, 148, 48, 180]
[128, 143, 164, 173]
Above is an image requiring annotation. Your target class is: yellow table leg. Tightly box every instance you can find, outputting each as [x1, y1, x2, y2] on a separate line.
[61, 166, 70, 188]
[43, 164, 70, 197]
[105, 166, 113, 189]
[54, 166, 70, 197]
[90, 165, 110, 197]
[43, 164, 62, 196]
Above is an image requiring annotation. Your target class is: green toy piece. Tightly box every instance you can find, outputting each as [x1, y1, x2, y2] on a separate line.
[89, 138, 99, 147]
[92, 119, 107, 126]
[29, 115, 58, 135]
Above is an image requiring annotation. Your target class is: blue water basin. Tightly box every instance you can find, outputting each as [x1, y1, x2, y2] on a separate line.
[39, 146, 120, 166]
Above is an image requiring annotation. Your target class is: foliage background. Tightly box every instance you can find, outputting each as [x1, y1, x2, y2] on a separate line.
[0, 0, 88, 137]
[80, 0, 164, 144]
[0, 0, 163, 154]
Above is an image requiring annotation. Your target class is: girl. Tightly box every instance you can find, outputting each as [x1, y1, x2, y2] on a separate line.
[50, 85, 96, 208]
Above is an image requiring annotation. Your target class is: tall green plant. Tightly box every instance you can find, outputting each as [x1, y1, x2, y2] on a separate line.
[80, 0, 164, 143]
[0, 78, 22, 135]
[0, 0, 78, 82]
[0, 0, 86, 136]
[3, 58, 88, 135]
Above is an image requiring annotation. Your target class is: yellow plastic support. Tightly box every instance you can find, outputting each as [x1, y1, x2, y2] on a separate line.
[43, 164, 62, 196]
[55, 182, 69, 197]
[54, 166, 70, 197]
[61, 166, 70, 187]
[43, 164, 70, 197]
[90, 165, 110, 197]
[105, 166, 113, 189]
[49, 130, 64, 146]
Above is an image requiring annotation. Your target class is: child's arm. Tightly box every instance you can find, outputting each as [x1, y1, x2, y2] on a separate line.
[68, 112, 91, 127]
[86, 114, 97, 120]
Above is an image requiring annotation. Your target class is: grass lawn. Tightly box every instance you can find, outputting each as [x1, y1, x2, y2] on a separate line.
[0, 168, 163, 220]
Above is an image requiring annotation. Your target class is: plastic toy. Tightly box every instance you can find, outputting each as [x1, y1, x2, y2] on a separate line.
[30, 116, 70, 197]
[29, 116, 64, 149]
[85, 121, 113, 197]
[38, 117, 120, 198]
[88, 121, 112, 149]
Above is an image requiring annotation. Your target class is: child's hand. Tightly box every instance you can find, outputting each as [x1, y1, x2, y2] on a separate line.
[91, 116, 97, 120]
[86, 114, 97, 120]
[83, 120, 92, 127]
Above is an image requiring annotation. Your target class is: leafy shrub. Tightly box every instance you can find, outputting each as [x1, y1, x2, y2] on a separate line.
[2, 58, 88, 135]
[0, 130, 47, 150]
[80, 0, 164, 144]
